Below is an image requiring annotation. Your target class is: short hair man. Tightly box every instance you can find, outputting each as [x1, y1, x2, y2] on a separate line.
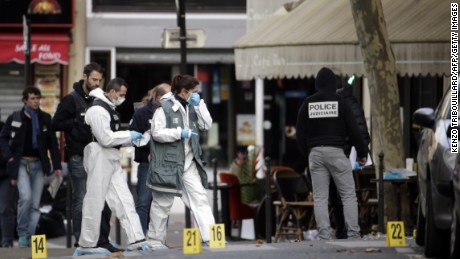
[0, 87, 62, 247]
[51, 62, 120, 251]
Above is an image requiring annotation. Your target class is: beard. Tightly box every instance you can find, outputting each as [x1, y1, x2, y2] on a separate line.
[85, 82, 96, 93]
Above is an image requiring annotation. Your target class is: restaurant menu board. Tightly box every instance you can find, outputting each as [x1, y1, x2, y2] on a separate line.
[34, 64, 60, 116]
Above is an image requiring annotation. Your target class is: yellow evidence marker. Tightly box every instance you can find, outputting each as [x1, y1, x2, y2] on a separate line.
[209, 224, 226, 248]
[386, 221, 407, 247]
[183, 228, 202, 254]
[31, 234, 48, 259]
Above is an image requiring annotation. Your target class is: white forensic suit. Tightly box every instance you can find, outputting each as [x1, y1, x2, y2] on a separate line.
[147, 94, 215, 243]
[79, 88, 145, 247]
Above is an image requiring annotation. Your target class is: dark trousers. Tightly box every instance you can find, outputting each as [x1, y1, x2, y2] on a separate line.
[0, 177, 16, 247]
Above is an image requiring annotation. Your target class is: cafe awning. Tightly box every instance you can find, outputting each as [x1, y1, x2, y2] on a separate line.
[234, 0, 452, 80]
[0, 33, 69, 65]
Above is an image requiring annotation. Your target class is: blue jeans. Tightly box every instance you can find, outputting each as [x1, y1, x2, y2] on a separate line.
[17, 159, 44, 237]
[0, 177, 16, 247]
[68, 155, 111, 246]
[136, 163, 152, 234]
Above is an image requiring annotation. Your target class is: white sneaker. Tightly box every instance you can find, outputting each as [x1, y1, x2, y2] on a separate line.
[126, 241, 153, 251]
[73, 247, 111, 256]
[146, 239, 169, 250]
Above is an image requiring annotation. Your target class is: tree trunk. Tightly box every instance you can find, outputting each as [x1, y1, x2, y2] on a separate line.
[350, 0, 405, 225]
[349, 0, 404, 169]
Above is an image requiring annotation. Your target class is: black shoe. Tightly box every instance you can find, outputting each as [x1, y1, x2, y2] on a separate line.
[335, 228, 348, 239]
[99, 242, 125, 253]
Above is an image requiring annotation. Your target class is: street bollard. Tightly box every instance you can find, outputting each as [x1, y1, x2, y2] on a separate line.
[212, 158, 219, 221]
[378, 152, 385, 234]
[265, 157, 272, 243]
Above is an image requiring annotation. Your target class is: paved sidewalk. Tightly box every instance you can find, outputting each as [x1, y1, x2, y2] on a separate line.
[0, 238, 426, 259]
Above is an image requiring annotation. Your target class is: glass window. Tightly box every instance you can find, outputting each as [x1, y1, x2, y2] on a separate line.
[92, 0, 246, 13]
[436, 88, 451, 120]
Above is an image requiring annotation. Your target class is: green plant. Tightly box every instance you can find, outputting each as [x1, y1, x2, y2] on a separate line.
[229, 145, 263, 204]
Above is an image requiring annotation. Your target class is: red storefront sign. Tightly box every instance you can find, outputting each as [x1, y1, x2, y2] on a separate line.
[0, 33, 69, 65]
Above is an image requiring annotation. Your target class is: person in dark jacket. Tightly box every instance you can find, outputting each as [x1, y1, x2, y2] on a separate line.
[51, 62, 121, 252]
[329, 78, 371, 239]
[129, 83, 171, 234]
[0, 115, 16, 248]
[296, 67, 368, 240]
[0, 87, 62, 247]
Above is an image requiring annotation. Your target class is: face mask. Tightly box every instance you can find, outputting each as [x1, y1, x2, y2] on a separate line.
[114, 96, 125, 106]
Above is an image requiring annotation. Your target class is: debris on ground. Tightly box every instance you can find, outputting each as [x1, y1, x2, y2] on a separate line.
[365, 248, 383, 253]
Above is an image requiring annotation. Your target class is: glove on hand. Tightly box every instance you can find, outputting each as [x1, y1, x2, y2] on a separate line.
[189, 93, 201, 106]
[181, 128, 198, 139]
[352, 161, 365, 171]
[130, 131, 143, 142]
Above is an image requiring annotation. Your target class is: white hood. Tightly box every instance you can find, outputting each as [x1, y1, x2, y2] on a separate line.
[89, 88, 115, 108]
[160, 92, 173, 101]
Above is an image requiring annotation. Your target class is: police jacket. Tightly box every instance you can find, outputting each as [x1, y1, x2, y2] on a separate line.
[0, 107, 62, 179]
[51, 80, 93, 158]
[147, 94, 211, 196]
[296, 67, 369, 158]
[129, 100, 161, 163]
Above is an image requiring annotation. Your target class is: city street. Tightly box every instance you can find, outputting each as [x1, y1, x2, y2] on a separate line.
[0, 199, 428, 259]
[0, 235, 427, 259]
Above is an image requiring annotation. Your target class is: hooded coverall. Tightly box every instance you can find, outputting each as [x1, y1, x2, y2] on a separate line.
[79, 88, 144, 247]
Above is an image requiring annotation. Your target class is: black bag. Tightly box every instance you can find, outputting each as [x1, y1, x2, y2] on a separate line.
[35, 210, 66, 238]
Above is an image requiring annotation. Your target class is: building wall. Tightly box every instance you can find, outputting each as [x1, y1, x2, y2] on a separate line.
[85, 1, 246, 49]
[67, 0, 87, 93]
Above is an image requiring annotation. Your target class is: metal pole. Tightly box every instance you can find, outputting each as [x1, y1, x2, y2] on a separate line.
[212, 158, 218, 221]
[378, 152, 385, 233]
[65, 176, 72, 248]
[178, 0, 187, 75]
[23, 15, 31, 87]
[176, 0, 191, 228]
[265, 157, 272, 243]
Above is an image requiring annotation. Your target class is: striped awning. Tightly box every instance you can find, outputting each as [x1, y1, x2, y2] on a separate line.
[234, 0, 454, 80]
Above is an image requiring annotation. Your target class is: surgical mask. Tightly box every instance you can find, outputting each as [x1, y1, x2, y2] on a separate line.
[114, 96, 125, 106]
[186, 90, 198, 102]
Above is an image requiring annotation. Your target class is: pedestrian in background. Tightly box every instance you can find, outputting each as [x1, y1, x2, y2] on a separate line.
[51, 62, 121, 252]
[296, 67, 368, 240]
[74, 78, 154, 255]
[129, 83, 171, 234]
[147, 74, 214, 246]
[0, 87, 62, 247]
[328, 78, 371, 239]
[0, 112, 16, 248]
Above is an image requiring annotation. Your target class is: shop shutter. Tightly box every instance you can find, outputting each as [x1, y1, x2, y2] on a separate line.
[0, 64, 24, 122]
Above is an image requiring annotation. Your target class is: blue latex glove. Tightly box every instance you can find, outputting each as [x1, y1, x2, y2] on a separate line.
[189, 93, 201, 106]
[181, 128, 198, 139]
[352, 161, 365, 171]
[130, 131, 143, 142]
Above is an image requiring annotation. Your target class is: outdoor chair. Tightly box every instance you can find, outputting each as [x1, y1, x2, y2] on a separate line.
[353, 167, 378, 234]
[272, 168, 313, 242]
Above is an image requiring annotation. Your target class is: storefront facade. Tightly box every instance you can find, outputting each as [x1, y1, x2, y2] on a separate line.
[85, 0, 247, 165]
[0, 0, 73, 119]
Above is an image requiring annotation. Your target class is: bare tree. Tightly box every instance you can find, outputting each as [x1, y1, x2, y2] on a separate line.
[349, 0, 404, 169]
